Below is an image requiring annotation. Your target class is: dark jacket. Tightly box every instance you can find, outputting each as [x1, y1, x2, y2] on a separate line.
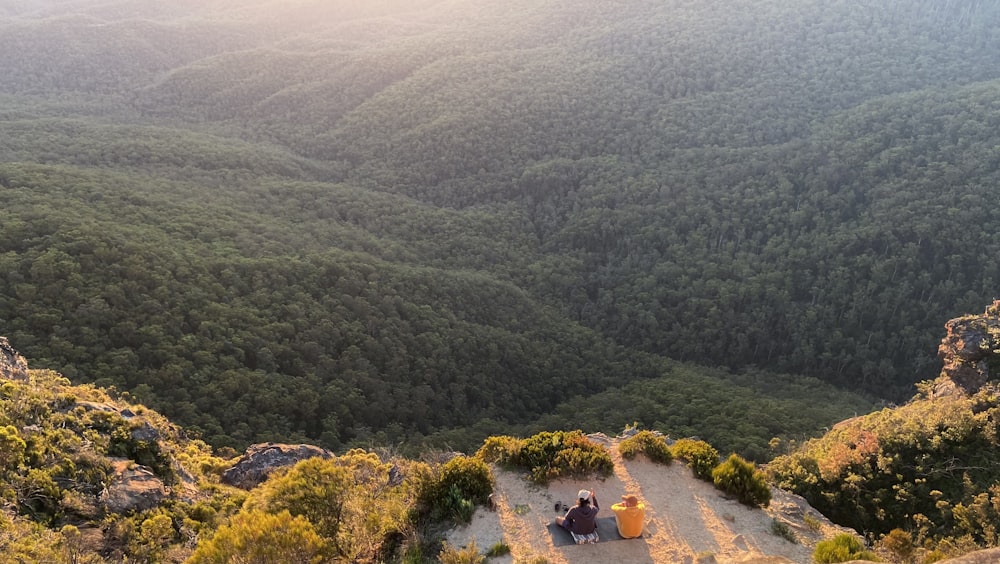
[563, 499, 600, 534]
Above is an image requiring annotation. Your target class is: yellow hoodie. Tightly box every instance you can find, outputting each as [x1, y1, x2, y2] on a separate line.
[611, 501, 645, 538]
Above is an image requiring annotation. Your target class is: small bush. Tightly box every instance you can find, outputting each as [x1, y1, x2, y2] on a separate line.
[486, 541, 511, 557]
[477, 431, 612, 484]
[670, 439, 719, 481]
[813, 533, 880, 563]
[770, 518, 797, 543]
[711, 454, 771, 507]
[422, 456, 493, 524]
[438, 456, 494, 505]
[803, 513, 822, 532]
[514, 556, 549, 564]
[441, 484, 476, 523]
[619, 431, 673, 465]
[878, 528, 913, 562]
[438, 540, 485, 564]
[922, 549, 947, 563]
[187, 510, 327, 564]
[476, 435, 521, 464]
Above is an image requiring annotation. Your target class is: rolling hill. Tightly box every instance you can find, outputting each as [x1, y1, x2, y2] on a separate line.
[2, 0, 999, 454]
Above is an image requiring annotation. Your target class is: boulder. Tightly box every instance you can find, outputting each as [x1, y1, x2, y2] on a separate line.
[221, 443, 334, 489]
[937, 300, 1000, 393]
[0, 337, 29, 381]
[100, 460, 167, 514]
[939, 548, 1000, 563]
[130, 422, 160, 442]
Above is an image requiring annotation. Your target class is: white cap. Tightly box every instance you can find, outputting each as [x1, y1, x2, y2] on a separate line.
[578, 489, 591, 501]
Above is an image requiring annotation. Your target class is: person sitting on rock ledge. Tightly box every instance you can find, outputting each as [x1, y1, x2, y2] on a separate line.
[555, 489, 600, 544]
[611, 494, 645, 538]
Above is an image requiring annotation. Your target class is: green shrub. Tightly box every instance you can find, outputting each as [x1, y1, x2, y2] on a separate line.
[813, 533, 880, 563]
[0, 425, 26, 471]
[803, 513, 822, 531]
[438, 540, 485, 564]
[671, 439, 720, 481]
[245, 451, 412, 562]
[187, 510, 327, 564]
[770, 518, 796, 543]
[438, 456, 494, 505]
[513, 557, 549, 564]
[477, 431, 612, 484]
[0, 512, 71, 563]
[878, 528, 913, 562]
[922, 549, 947, 563]
[14, 468, 63, 524]
[619, 431, 673, 465]
[711, 454, 771, 507]
[420, 456, 493, 524]
[486, 541, 511, 557]
[438, 484, 476, 524]
[476, 435, 520, 463]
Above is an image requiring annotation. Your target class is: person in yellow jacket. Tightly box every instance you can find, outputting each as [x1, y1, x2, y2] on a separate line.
[611, 494, 645, 538]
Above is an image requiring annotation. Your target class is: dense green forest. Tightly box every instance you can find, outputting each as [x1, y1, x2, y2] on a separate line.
[2, 0, 999, 453]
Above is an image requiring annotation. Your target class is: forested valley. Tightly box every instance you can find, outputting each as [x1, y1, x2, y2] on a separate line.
[2, 0, 999, 458]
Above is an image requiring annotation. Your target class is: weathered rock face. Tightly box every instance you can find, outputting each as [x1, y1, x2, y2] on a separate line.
[100, 460, 168, 514]
[939, 547, 1000, 564]
[937, 300, 1000, 394]
[0, 337, 29, 381]
[221, 443, 334, 489]
[130, 422, 160, 442]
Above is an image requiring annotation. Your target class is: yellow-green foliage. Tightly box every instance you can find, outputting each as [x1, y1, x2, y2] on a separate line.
[768, 384, 1000, 544]
[0, 511, 71, 563]
[437, 539, 486, 564]
[671, 438, 719, 480]
[803, 513, 822, 532]
[477, 431, 613, 484]
[243, 450, 415, 562]
[878, 529, 914, 563]
[127, 513, 176, 563]
[486, 541, 511, 557]
[0, 369, 233, 561]
[476, 434, 521, 463]
[0, 424, 26, 471]
[770, 518, 796, 543]
[421, 455, 494, 524]
[618, 430, 673, 464]
[813, 533, 879, 563]
[173, 439, 232, 483]
[438, 456, 494, 504]
[187, 510, 326, 564]
[712, 454, 771, 507]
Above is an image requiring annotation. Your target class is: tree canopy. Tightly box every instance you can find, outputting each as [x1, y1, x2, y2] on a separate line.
[3, 0, 999, 454]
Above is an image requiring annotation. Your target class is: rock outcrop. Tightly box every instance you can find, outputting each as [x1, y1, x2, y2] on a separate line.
[937, 300, 1000, 393]
[940, 547, 1000, 563]
[99, 460, 168, 514]
[221, 442, 334, 489]
[0, 337, 29, 381]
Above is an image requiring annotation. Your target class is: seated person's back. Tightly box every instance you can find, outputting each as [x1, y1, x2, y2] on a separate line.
[611, 494, 645, 538]
[556, 490, 600, 536]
